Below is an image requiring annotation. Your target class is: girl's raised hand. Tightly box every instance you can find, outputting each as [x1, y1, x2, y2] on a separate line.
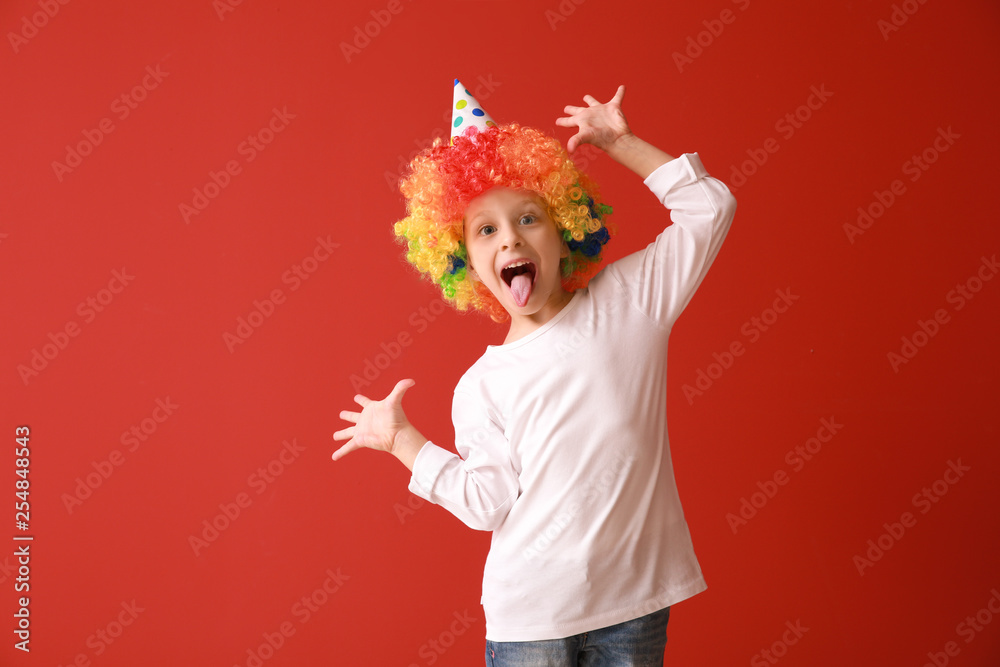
[332, 379, 416, 461]
[556, 84, 632, 154]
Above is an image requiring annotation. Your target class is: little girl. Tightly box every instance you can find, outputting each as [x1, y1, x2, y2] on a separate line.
[334, 82, 736, 666]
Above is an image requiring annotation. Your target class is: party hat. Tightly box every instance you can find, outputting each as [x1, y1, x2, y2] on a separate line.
[451, 78, 497, 145]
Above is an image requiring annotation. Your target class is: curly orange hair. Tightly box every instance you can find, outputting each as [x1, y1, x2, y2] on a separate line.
[393, 123, 615, 323]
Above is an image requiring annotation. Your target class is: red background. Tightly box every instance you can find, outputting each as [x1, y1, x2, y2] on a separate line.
[2, 0, 999, 665]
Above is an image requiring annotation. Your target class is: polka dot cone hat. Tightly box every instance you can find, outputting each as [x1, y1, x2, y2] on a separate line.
[451, 78, 497, 145]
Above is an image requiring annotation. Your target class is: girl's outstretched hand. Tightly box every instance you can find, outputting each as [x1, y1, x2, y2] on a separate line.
[556, 84, 633, 154]
[332, 379, 416, 461]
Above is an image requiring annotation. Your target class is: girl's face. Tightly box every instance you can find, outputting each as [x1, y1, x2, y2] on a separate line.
[463, 186, 572, 325]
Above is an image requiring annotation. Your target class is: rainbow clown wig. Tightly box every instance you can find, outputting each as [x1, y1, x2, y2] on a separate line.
[393, 111, 616, 323]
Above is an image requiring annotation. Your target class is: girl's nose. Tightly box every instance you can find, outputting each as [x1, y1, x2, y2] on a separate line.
[499, 223, 524, 249]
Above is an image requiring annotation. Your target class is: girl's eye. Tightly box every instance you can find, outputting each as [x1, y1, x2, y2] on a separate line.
[479, 214, 535, 235]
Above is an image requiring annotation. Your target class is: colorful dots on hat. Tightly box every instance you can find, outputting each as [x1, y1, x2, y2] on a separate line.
[451, 78, 497, 144]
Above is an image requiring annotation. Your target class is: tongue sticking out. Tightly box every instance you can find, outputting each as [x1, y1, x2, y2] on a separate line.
[509, 273, 533, 308]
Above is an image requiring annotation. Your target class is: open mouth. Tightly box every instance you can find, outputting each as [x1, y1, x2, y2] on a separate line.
[500, 260, 536, 308]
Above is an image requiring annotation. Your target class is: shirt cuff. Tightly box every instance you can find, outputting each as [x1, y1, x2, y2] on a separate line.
[643, 152, 709, 202]
[407, 440, 455, 500]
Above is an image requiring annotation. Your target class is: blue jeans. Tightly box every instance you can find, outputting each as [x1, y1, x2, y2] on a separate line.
[485, 606, 670, 666]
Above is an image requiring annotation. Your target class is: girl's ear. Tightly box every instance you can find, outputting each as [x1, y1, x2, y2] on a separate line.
[467, 263, 480, 282]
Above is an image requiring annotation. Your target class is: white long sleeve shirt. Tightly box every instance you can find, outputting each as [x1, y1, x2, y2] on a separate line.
[408, 152, 737, 642]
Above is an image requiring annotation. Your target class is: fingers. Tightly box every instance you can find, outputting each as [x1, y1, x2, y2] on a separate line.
[334, 379, 414, 462]
[331, 440, 357, 461]
[388, 378, 415, 402]
[555, 116, 580, 130]
[567, 86, 624, 110]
